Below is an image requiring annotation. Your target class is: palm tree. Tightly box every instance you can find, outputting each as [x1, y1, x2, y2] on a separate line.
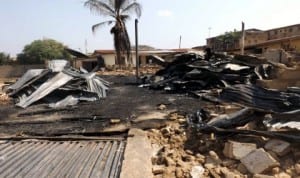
[84, 0, 142, 66]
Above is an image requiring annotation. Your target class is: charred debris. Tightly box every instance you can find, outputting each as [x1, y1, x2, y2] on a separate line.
[5, 60, 109, 108]
[141, 51, 300, 142]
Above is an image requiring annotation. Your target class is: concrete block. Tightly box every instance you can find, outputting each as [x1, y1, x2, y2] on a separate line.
[190, 165, 204, 178]
[237, 163, 248, 174]
[277, 172, 291, 178]
[223, 140, 257, 160]
[295, 163, 300, 174]
[241, 148, 279, 174]
[220, 167, 243, 178]
[264, 139, 291, 156]
[152, 165, 165, 175]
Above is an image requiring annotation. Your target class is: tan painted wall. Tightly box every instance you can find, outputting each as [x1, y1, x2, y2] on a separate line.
[102, 54, 138, 66]
[263, 49, 291, 64]
[290, 39, 300, 52]
[259, 38, 300, 53]
[244, 32, 268, 46]
[268, 25, 300, 40]
[265, 43, 281, 50]
[140, 55, 147, 66]
[102, 54, 138, 67]
[207, 24, 300, 53]
[102, 54, 116, 66]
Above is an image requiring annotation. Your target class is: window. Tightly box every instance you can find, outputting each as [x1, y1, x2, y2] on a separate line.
[289, 28, 293, 32]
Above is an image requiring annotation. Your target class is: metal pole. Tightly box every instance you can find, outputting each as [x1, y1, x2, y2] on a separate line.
[135, 19, 139, 82]
[241, 22, 245, 55]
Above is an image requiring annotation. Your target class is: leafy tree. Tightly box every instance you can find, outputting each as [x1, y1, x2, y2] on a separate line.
[84, 0, 142, 66]
[17, 39, 71, 64]
[0, 52, 11, 65]
[217, 30, 241, 51]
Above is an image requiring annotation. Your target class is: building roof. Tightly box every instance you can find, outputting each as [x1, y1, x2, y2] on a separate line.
[192, 45, 207, 50]
[245, 28, 263, 32]
[265, 24, 300, 32]
[217, 35, 300, 51]
[94, 49, 116, 54]
[94, 48, 195, 55]
[207, 24, 300, 40]
[131, 45, 156, 51]
[169, 48, 192, 52]
[65, 48, 89, 58]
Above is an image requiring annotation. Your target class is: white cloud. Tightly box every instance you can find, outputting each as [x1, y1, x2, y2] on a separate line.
[157, 10, 173, 17]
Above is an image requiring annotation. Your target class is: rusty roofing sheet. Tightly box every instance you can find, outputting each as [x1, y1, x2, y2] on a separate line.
[0, 140, 125, 178]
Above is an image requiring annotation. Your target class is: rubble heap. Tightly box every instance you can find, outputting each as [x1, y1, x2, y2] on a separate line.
[148, 112, 300, 178]
[142, 52, 300, 177]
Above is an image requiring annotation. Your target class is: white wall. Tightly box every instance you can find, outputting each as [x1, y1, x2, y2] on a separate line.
[102, 54, 138, 66]
[102, 54, 116, 66]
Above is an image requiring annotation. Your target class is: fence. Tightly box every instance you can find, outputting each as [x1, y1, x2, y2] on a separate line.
[0, 64, 45, 78]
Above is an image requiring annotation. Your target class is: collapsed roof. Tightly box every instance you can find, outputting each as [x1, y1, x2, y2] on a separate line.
[5, 60, 109, 108]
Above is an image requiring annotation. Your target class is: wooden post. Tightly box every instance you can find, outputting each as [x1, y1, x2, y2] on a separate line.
[179, 35, 182, 49]
[241, 22, 245, 55]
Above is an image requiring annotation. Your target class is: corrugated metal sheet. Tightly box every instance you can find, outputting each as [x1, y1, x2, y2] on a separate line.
[0, 140, 125, 178]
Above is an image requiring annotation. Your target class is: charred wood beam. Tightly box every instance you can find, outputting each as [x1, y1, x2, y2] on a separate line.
[207, 107, 256, 128]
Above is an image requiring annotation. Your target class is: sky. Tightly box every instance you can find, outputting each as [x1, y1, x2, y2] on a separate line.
[1, 0, 300, 57]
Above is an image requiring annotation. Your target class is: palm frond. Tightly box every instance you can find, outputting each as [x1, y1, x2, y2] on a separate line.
[115, 0, 127, 12]
[92, 20, 115, 33]
[108, 0, 115, 8]
[119, 0, 130, 9]
[120, 15, 130, 22]
[84, 0, 115, 17]
[114, 0, 121, 15]
[121, 2, 141, 18]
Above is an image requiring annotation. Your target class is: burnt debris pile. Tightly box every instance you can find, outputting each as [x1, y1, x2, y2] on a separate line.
[5, 60, 109, 108]
[141, 52, 273, 92]
[142, 52, 300, 143]
[154, 53, 300, 176]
